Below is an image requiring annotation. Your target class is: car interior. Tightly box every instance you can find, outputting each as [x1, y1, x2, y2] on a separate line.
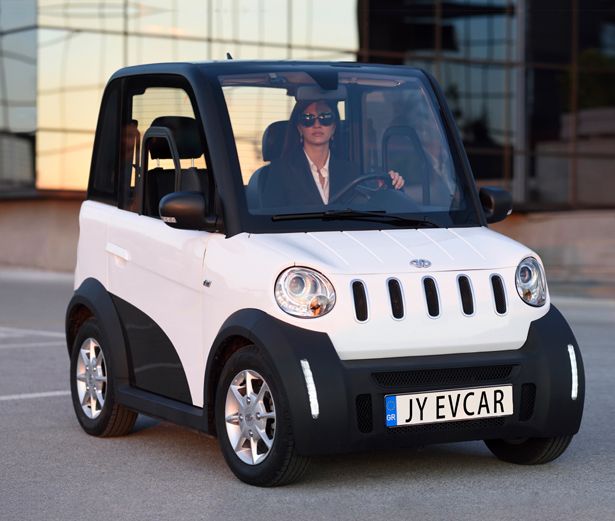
[140, 116, 209, 217]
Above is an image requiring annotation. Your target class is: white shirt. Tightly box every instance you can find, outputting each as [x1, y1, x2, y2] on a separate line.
[304, 150, 330, 204]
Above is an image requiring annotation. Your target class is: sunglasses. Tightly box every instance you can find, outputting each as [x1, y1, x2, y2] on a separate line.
[299, 112, 335, 127]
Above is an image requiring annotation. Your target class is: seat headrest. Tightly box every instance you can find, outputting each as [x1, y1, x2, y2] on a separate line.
[262, 120, 288, 161]
[148, 116, 203, 160]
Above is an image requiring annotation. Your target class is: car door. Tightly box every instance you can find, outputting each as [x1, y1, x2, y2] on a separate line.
[106, 76, 213, 407]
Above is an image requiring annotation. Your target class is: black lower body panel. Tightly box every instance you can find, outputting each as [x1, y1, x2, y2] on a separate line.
[116, 385, 207, 432]
[275, 305, 585, 456]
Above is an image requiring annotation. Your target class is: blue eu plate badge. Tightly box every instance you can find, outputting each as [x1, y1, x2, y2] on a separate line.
[385, 395, 397, 427]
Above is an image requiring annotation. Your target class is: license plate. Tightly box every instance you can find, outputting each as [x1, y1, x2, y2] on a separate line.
[385, 385, 513, 428]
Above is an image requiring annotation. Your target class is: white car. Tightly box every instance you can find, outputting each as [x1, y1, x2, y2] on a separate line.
[66, 61, 584, 486]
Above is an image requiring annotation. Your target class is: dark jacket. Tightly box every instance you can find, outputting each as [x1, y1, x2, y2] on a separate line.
[261, 147, 359, 208]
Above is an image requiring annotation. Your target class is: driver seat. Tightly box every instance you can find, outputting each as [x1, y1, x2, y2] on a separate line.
[246, 120, 287, 209]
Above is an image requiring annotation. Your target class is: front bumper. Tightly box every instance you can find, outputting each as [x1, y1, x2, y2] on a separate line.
[219, 305, 584, 456]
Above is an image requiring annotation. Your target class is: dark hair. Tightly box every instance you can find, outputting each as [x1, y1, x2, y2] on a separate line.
[281, 99, 340, 158]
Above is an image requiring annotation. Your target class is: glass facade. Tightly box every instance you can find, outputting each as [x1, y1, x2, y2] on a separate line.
[1, 0, 614, 208]
[0, 0, 36, 190]
[360, 0, 615, 209]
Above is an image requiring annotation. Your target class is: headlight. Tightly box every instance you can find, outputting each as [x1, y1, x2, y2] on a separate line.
[515, 257, 547, 307]
[275, 267, 336, 318]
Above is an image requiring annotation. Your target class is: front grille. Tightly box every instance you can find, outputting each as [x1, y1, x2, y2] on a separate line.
[373, 365, 515, 389]
[352, 281, 368, 322]
[423, 277, 440, 317]
[519, 383, 536, 421]
[386, 417, 506, 436]
[491, 275, 508, 314]
[388, 278, 404, 319]
[348, 271, 510, 321]
[356, 394, 373, 433]
[458, 275, 474, 315]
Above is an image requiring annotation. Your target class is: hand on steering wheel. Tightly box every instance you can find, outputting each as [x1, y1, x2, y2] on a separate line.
[388, 170, 404, 190]
[329, 170, 404, 205]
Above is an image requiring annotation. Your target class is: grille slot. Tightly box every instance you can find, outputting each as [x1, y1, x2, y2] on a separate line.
[355, 394, 373, 433]
[352, 281, 368, 322]
[423, 277, 440, 317]
[519, 383, 536, 421]
[387, 278, 404, 319]
[373, 365, 515, 388]
[387, 417, 505, 436]
[491, 275, 507, 314]
[458, 275, 474, 315]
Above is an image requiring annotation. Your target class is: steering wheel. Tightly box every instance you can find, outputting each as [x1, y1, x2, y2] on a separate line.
[329, 173, 393, 205]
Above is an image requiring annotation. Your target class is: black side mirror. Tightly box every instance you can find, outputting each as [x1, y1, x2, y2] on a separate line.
[159, 191, 220, 231]
[479, 186, 513, 224]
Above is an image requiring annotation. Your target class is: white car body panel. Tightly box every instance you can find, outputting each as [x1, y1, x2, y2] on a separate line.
[76, 201, 550, 407]
[76, 201, 210, 406]
[202, 227, 549, 362]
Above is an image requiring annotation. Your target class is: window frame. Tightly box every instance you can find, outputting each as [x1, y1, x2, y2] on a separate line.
[117, 74, 214, 216]
[87, 79, 122, 205]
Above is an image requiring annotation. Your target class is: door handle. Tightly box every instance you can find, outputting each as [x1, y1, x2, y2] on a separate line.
[106, 243, 131, 262]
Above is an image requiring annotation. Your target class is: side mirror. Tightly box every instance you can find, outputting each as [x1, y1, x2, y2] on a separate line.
[159, 191, 219, 231]
[479, 187, 513, 224]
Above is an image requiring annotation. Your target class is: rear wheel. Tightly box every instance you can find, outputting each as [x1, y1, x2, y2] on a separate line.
[485, 435, 574, 465]
[215, 346, 310, 486]
[70, 318, 137, 437]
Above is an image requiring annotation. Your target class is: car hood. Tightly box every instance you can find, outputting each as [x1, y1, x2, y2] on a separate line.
[246, 226, 536, 274]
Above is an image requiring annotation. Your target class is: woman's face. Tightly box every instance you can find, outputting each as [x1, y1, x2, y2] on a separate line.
[297, 101, 336, 148]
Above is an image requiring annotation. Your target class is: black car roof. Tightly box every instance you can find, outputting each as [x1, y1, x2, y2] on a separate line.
[109, 60, 426, 82]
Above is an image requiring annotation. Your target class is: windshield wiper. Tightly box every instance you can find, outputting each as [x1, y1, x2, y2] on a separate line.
[272, 209, 440, 227]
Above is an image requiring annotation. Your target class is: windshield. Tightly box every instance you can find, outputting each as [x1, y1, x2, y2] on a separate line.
[220, 68, 481, 230]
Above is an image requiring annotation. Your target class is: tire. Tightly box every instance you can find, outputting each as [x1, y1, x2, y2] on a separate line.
[215, 345, 310, 486]
[70, 317, 137, 437]
[484, 435, 574, 465]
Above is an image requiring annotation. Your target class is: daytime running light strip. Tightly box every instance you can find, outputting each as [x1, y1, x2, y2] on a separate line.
[567, 344, 578, 401]
[300, 359, 320, 419]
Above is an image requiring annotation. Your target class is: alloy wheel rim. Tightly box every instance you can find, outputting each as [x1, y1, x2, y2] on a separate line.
[75, 338, 107, 419]
[224, 369, 276, 465]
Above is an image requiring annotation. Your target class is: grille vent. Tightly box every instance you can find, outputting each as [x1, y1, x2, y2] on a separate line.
[373, 365, 515, 388]
[519, 383, 536, 421]
[387, 279, 404, 319]
[423, 277, 440, 317]
[355, 394, 373, 433]
[387, 417, 505, 437]
[352, 281, 368, 322]
[491, 275, 507, 314]
[458, 275, 474, 315]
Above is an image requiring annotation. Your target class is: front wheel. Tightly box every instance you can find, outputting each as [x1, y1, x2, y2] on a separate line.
[70, 318, 137, 437]
[484, 435, 574, 465]
[215, 346, 310, 486]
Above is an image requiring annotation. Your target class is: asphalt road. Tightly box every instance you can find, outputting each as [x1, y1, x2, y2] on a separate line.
[1, 269, 614, 521]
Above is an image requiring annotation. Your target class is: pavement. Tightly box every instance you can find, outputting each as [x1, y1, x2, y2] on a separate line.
[0, 267, 614, 521]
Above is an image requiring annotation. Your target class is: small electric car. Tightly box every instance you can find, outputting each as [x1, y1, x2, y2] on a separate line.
[66, 61, 584, 486]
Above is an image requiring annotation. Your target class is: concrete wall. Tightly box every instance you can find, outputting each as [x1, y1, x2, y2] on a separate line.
[492, 211, 615, 280]
[1, 199, 614, 294]
[0, 199, 82, 272]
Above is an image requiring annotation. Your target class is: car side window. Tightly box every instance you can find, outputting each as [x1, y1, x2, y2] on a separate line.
[88, 82, 120, 204]
[119, 83, 209, 217]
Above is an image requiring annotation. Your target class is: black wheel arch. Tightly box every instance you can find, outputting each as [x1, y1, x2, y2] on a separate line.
[65, 277, 131, 387]
[204, 309, 349, 453]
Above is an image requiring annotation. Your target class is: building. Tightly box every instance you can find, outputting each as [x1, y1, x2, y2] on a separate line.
[1, 0, 614, 289]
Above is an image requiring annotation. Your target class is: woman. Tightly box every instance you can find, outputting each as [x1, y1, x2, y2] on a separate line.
[261, 99, 404, 208]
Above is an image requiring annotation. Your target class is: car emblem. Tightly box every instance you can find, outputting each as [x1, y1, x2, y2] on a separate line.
[410, 259, 432, 268]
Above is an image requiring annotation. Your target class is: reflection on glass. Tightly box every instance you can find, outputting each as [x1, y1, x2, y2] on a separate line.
[30, 0, 358, 191]
[0, 0, 36, 188]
